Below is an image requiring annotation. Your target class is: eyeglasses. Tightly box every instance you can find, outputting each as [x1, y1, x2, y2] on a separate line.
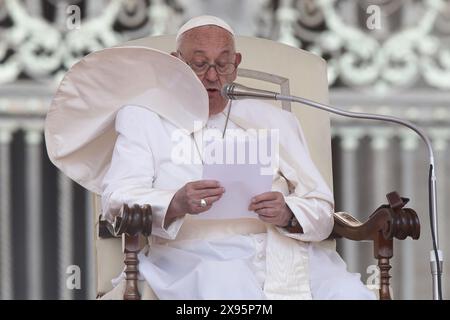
[178, 52, 237, 76]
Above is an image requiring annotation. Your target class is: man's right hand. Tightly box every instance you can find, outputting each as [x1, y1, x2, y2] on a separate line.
[164, 180, 225, 227]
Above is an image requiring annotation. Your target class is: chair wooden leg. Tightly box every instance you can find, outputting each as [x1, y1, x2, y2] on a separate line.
[378, 257, 392, 300]
[375, 234, 393, 300]
[123, 233, 141, 300]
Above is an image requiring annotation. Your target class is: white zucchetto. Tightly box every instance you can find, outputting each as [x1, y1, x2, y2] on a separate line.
[176, 15, 235, 42]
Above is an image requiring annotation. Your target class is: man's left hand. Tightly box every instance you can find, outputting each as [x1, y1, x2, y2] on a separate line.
[249, 191, 293, 227]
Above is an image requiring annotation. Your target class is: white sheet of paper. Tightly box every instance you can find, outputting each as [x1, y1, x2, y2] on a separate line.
[195, 132, 274, 220]
[196, 163, 273, 219]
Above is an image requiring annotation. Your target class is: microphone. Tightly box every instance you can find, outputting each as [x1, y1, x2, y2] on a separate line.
[222, 82, 443, 300]
[221, 83, 277, 100]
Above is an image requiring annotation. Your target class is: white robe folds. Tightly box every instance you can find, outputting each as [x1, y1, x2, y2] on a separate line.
[101, 100, 375, 300]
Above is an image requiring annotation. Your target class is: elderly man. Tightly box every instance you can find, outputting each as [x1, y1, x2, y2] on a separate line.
[100, 15, 375, 300]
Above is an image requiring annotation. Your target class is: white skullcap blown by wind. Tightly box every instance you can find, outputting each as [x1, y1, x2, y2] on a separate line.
[176, 15, 235, 42]
[44, 46, 208, 194]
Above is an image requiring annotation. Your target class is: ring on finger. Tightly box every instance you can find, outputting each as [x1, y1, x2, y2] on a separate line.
[199, 198, 208, 208]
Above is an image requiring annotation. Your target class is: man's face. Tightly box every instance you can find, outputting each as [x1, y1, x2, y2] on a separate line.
[175, 26, 242, 116]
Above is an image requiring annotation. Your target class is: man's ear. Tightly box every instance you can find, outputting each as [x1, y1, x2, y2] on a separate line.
[235, 53, 242, 67]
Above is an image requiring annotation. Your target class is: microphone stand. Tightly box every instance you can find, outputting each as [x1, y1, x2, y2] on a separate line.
[223, 83, 443, 300]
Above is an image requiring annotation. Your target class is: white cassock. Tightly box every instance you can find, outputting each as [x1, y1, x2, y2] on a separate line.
[101, 99, 376, 300]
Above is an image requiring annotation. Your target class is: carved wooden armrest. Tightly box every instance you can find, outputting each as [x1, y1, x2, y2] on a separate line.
[99, 204, 153, 300]
[331, 191, 420, 300]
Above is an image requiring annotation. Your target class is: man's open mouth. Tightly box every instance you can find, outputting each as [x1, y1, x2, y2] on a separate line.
[207, 88, 219, 93]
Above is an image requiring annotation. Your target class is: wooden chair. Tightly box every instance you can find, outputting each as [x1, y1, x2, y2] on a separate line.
[93, 35, 420, 300]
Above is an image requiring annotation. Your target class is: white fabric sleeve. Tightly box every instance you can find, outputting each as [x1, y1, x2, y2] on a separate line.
[278, 197, 334, 242]
[101, 105, 184, 240]
[275, 112, 335, 242]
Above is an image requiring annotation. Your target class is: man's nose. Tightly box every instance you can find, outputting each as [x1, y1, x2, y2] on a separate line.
[204, 65, 219, 82]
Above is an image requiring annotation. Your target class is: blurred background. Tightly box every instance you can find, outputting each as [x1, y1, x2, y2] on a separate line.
[0, 0, 449, 300]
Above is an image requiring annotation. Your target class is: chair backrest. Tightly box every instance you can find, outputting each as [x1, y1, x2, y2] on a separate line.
[94, 35, 332, 296]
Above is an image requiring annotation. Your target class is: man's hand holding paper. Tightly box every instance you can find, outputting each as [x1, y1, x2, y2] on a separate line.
[249, 191, 294, 227]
